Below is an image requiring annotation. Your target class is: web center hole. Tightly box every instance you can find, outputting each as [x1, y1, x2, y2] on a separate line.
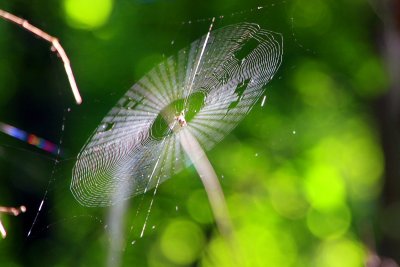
[150, 91, 206, 140]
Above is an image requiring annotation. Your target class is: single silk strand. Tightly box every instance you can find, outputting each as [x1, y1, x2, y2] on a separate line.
[183, 17, 215, 110]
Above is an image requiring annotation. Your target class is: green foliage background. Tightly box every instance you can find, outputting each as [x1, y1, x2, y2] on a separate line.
[0, 0, 395, 266]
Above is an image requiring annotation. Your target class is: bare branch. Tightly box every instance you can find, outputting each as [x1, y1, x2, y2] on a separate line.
[0, 220, 6, 239]
[0, 205, 26, 216]
[0, 9, 83, 104]
[0, 205, 26, 239]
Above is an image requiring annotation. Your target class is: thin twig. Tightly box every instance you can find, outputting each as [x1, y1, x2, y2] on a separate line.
[0, 9, 82, 104]
[0, 205, 26, 239]
[0, 205, 26, 216]
[0, 220, 6, 238]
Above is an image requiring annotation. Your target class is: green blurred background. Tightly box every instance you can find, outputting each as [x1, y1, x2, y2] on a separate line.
[0, 0, 399, 266]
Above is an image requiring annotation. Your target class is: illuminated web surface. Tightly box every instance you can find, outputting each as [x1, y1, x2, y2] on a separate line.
[71, 22, 283, 207]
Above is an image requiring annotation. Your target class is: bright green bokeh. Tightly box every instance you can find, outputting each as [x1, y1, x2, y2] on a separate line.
[315, 238, 365, 267]
[63, 0, 114, 29]
[338, 119, 384, 201]
[304, 163, 346, 211]
[160, 219, 205, 265]
[203, 193, 297, 267]
[203, 224, 298, 267]
[201, 236, 236, 267]
[307, 118, 383, 202]
[307, 205, 351, 239]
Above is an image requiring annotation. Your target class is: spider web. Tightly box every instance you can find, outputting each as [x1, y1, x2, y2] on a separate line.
[71, 22, 283, 207]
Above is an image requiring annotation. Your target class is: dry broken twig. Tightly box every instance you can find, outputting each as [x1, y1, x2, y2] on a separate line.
[0, 9, 82, 104]
[0, 205, 26, 239]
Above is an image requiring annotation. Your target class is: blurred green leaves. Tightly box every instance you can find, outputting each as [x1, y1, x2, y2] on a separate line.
[304, 163, 347, 211]
[160, 219, 205, 265]
[63, 0, 114, 30]
[186, 189, 214, 224]
[291, 0, 332, 32]
[315, 238, 365, 267]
